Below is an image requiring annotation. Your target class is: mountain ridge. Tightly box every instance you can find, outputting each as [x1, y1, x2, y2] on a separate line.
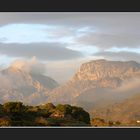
[0, 59, 140, 109]
[46, 59, 140, 105]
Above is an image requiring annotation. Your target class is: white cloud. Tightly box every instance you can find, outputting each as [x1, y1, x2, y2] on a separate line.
[76, 33, 140, 50]
[10, 56, 46, 74]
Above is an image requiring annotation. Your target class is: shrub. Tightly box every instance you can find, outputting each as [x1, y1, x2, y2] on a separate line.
[71, 107, 90, 124]
[91, 118, 106, 126]
[56, 104, 72, 115]
[0, 117, 11, 126]
[3, 102, 26, 114]
[40, 103, 55, 111]
[35, 117, 49, 126]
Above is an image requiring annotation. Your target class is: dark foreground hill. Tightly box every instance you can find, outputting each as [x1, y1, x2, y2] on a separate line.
[0, 102, 90, 126]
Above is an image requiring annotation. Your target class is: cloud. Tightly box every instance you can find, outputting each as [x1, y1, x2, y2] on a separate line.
[108, 78, 140, 101]
[0, 12, 140, 28]
[76, 33, 140, 49]
[76, 78, 140, 108]
[93, 51, 140, 62]
[10, 56, 46, 74]
[0, 12, 140, 34]
[1, 13, 140, 50]
[0, 42, 83, 60]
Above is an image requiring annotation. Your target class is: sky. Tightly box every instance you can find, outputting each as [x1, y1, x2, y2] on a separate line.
[0, 12, 140, 83]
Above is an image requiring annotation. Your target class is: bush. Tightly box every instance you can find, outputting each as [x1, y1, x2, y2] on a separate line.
[55, 104, 90, 124]
[0, 117, 11, 126]
[40, 103, 55, 111]
[35, 117, 49, 126]
[3, 102, 26, 114]
[71, 107, 90, 124]
[56, 104, 72, 115]
[91, 118, 106, 126]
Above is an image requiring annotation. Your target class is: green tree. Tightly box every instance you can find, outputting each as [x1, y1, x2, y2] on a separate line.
[3, 102, 26, 114]
[41, 103, 55, 110]
[71, 107, 90, 124]
[56, 104, 72, 115]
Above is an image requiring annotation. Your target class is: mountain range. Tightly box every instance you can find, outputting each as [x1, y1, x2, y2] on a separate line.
[0, 59, 140, 123]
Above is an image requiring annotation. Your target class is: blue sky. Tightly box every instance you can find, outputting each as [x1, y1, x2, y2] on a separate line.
[0, 24, 61, 43]
[0, 23, 101, 62]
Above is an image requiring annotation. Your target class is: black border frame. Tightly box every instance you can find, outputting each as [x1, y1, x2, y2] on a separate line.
[0, 0, 140, 139]
[0, 0, 140, 12]
[1, 128, 140, 139]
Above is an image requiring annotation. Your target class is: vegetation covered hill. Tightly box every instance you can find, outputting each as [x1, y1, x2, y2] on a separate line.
[0, 102, 90, 126]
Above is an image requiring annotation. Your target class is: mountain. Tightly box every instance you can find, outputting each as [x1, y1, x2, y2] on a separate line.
[0, 66, 59, 105]
[70, 59, 140, 90]
[91, 93, 140, 124]
[46, 59, 140, 110]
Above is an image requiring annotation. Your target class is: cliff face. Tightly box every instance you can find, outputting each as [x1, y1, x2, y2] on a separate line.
[70, 59, 140, 89]
[46, 59, 140, 107]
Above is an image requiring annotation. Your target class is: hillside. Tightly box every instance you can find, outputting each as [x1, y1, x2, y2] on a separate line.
[91, 93, 140, 124]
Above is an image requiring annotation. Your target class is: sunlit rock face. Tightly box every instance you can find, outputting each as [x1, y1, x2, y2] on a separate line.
[72, 59, 140, 81]
[70, 59, 140, 89]
[46, 59, 140, 106]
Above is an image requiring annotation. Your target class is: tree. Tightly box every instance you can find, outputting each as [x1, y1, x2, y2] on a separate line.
[71, 106, 90, 124]
[3, 102, 26, 114]
[108, 121, 114, 126]
[41, 103, 55, 111]
[56, 104, 72, 115]
[115, 121, 121, 126]
[35, 117, 49, 126]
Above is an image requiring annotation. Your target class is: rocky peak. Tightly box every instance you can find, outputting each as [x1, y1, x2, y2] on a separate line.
[2, 66, 59, 89]
[72, 59, 140, 82]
